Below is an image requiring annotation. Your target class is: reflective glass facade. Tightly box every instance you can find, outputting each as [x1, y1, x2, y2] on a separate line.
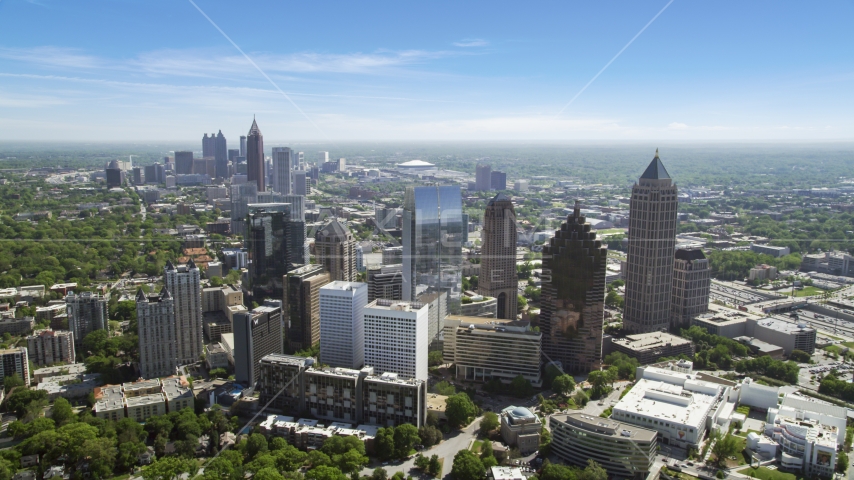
[247, 203, 305, 301]
[402, 186, 464, 320]
[540, 201, 607, 372]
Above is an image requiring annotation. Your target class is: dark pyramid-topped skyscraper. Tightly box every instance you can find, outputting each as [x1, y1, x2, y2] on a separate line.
[540, 200, 607, 373]
[246, 117, 265, 191]
[623, 149, 678, 333]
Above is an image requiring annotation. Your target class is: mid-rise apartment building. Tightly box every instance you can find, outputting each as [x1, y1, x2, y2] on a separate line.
[0, 347, 29, 384]
[26, 329, 75, 366]
[66, 291, 108, 352]
[136, 288, 178, 379]
[258, 354, 314, 412]
[164, 260, 203, 364]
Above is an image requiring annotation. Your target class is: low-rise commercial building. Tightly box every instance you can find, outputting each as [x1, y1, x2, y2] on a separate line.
[749, 264, 778, 282]
[750, 244, 790, 258]
[499, 406, 541, 454]
[765, 412, 837, 478]
[550, 413, 657, 480]
[443, 315, 542, 386]
[607, 332, 694, 365]
[746, 318, 816, 355]
[36, 373, 102, 401]
[610, 366, 732, 449]
[459, 295, 497, 318]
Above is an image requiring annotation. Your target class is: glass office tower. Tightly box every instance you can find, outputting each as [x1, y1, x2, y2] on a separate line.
[246, 203, 305, 301]
[402, 186, 464, 342]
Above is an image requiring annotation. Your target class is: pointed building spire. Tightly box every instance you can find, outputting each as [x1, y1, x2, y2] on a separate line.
[165, 260, 176, 271]
[135, 287, 146, 302]
[248, 117, 262, 136]
[654, 148, 659, 158]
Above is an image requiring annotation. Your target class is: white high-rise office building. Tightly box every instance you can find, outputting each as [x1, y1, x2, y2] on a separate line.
[364, 300, 429, 381]
[318, 151, 329, 164]
[293, 151, 305, 170]
[319, 282, 367, 369]
[271, 147, 292, 195]
[165, 260, 203, 364]
[136, 288, 178, 379]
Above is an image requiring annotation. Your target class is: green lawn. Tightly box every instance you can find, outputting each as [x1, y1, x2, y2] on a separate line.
[842, 342, 854, 349]
[470, 440, 483, 453]
[824, 345, 844, 355]
[787, 286, 828, 297]
[738, 467, 804, 480]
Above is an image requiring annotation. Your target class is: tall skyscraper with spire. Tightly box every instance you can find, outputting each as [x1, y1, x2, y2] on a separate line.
[540, 201, 607, 373]
[165, 260, 203, 364]
[246, 118, 265, 191]
[215, 130, 228, 179]
[623, 149, 679, 334]
[479, 193, 518, 319]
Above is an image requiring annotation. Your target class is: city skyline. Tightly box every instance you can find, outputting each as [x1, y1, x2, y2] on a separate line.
[1, 1, 852, 141]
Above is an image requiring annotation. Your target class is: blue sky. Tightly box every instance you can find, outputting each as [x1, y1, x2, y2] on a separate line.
[1, 0, 853, 141]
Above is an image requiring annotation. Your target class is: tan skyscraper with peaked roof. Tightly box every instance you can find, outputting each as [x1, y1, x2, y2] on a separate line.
[623, 150, 679, 334]
[479, 193, 518, 319]
[315, 219, 356, 282]
[246, 118, 265, 192]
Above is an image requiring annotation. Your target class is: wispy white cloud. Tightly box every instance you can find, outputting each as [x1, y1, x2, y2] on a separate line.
[453, 39, 489, 48]
[0, 46, 102, 69]
[668, 122, 688, 130]
[0, 45, 460, 78]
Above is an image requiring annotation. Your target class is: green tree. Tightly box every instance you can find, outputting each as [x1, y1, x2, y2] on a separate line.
[418, 425, 443, 447]
[79, 437, 118, 480]
[480, 412, 499, 434]
[428, 455, 441, 477]
[552, 374, 576, 397]
[375, 427, 395, 460]
[415, 454, 430, 470]
[539, 462, 577, 480]
[371, 468, 388, 480]
[837, 452, 849, 474]
[788, 349, 811, 363]
[393, 423, 420, 458]
[141, 457, 198, 480]
[451, 450, 484, 480]
[580, 459, 608, 480]
[306, 466, 347, 480]
[308, 450, 333, 468]
[711, 434, 740, 466]
[255, 467, 285, 480]
[428, 350, 444, 367]
[3, 373, 24, 393]
[445, 393, 477, 428]
[336, 449, 369, 474]
[51, 397, 75, 426]
[479, 439, 493, 460]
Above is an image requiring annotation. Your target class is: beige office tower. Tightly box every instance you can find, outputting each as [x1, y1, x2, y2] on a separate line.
[165, 260, 203, 364]
[478, 193, 518, 319]
[315, 219, 356, 282]
[283, 264, 331, 351]
[623, 150, 679, 334]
